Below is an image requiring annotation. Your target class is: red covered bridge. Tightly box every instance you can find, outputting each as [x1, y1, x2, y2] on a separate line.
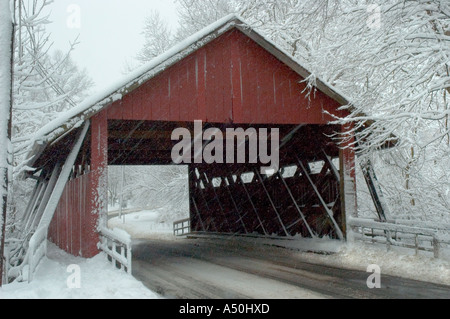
[24, 15, 359, 259]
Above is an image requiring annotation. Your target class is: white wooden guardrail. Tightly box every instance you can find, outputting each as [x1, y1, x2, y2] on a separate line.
[348, 218, 450, 258]
[173, 218, 191, 236]
[98, 227, 132, 274]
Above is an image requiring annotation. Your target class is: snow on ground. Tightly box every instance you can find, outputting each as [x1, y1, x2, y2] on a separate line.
[190, 234, 450, 287]
[0, 242, 161, 299]
[290, 241, 450, 287]
[0, 209, 174, 299]
[1, 209, 449, 298]
[108, 208, 176, 240]
[110, 209, 450, 287]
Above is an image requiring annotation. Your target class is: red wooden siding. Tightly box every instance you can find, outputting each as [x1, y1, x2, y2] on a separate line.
[106, 30, 347, 124]
[48, 173, 91, 257]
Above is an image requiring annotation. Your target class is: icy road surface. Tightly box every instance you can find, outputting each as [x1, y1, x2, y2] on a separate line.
[132, 237, 450, 299]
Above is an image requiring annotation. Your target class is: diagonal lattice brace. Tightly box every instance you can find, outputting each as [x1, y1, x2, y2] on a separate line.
[222, 175, 248, 234]
[237, 174, 268, 236]
[277, 171, 316, 238]
[298, 159, 344, 240]
[254, 169, 289, 236]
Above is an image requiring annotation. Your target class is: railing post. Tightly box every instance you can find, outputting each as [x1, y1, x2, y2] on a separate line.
[112, 242, 117, 269]
[415, 234, 419, 256]
[120, 245, 125, 271]
[127, 243, 132, 274]
[433, 237, 440, 259]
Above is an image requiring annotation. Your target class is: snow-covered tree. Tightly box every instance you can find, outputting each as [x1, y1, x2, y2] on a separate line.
[137, 10, 176, 64]
[3, 0, 93, 283]
[12, 1, 93, 162]
[0, 0, 13, 287]
[174, 0, 237, 40]
[108, 166, 189, 223]
[132, 0, 450, 223]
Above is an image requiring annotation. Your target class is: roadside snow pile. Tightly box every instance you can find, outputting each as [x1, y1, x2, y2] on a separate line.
[298, 241, 450, 286]
[108, 209, 176, 240]
[0, 243, 160, 299]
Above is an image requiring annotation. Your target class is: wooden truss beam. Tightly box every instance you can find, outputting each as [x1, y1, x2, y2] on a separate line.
[298, 158, 344, 240]
[276, 171, 315, 238]
[254, 169, 289, 236]
[360, 158, 389, 222]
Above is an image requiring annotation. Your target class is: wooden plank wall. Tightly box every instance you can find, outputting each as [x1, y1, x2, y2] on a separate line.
[48, 172, 92, 257]
[106, 30, 346, 125]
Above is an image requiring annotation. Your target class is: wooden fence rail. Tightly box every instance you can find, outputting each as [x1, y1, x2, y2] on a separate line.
[349, 218, 450, 259]
[98, 228, 132, 274]
[173, 218, 191, 236]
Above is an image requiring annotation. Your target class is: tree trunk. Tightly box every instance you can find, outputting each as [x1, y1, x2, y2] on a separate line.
[0, 0, 14, 287]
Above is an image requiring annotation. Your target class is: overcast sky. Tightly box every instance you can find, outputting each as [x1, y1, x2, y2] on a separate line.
[45, 0, 179, 94]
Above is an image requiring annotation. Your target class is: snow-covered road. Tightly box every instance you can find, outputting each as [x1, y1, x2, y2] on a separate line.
[132, 237, 450, 299]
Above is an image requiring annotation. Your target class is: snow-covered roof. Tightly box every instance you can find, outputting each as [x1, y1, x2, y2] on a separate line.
[25, 14, 353, 170]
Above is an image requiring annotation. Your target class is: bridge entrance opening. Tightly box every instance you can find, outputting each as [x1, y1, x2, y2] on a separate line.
[107, 120, 346, 240]
[107, 165, 189, 238]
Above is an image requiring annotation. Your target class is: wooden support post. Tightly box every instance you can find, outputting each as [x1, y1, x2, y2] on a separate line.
[187, 166, 197, 231]
[21, 174, 46, 229]
[88, 112, 108, 258]
[29, 165, 61, 231]
[433, 238, 440, 259]
[360, 158, 389, 222]
[415, 234, 419, 256]
[339, 124, 357, 240]
[23, 174, 49, 232]
[37, 123, 90, 230]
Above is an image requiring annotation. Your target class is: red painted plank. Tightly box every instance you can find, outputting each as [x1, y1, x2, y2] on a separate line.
[216, 34, 227, 123]
[67, 180, 72, 254]
[184, 56, 199, 121]
[149, 78, 162, 121]
[71, 178, 79, 256]
[159, 72, 171, 121]
[240, 43, 256, 123]
[133, 83, 145, 120]
[61, 185, 67, 253]
[122, 93, 134, 120]
[196, 48, 207, 121]
[230, 32, 243, 123]
[221, 32, 233, 123]
[204, 41, 216, 122]
[169, 69, 179, 121]
[107, 99, 123, 120]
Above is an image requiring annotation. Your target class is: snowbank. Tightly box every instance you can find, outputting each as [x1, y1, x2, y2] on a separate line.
[295, 241, 450, 287]
[108, 209, 177, 240]
[0, 243, 160, 299]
